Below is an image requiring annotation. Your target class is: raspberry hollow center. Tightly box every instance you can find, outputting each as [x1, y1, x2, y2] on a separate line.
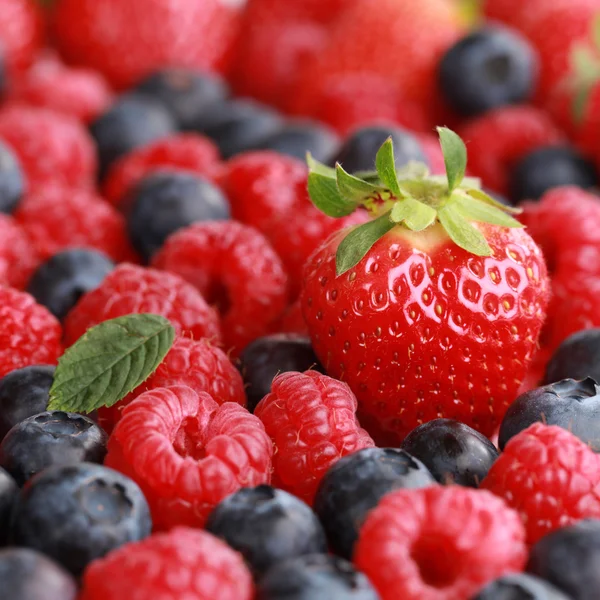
[410, 535, 461, 588]
[173, 416, 206, 461]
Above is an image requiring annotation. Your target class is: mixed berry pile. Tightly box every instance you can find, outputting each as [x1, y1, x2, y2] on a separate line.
[1, 0, 600, 599]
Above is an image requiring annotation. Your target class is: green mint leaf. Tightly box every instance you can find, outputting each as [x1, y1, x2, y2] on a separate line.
[438, 205, 492, 256]
[453, 193, 524, 228]
[391, 198, 437, 231]
[48, 314, 176, 414]
[465, 188, 522, 215]
[335, 212, 395, 276]
[375, 138, 402, 196]
[335, 163, 385, 202]
[437, 127, 467, 193]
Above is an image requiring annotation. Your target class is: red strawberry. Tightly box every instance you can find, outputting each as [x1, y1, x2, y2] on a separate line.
[301, 129, 549, 443]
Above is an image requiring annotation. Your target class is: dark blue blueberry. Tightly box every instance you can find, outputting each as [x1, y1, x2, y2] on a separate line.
[401, 418, 499, 487]
[192, 98, 283, 158]
[206, 485, 327, 579]
[0, 548, 77, 600]
[509, 145, 598, 204]
[27, 248, 114, 321]
[0, 140, 24, 214]
[0, 467, 17, 545]
[331, 125, 428, 174]
[134, 68, 230, 130]
[439, 27, 537, 117]
[126, 170, 230, 262]
[10, 462, 152, 576]
[90, 93, 177, 178]
[474, 573, 571, 600]
[0, 365, 55, 441]
[527, 519, 600, 600]
[545, 328, 600, 385]
[313, 447, 435, 559]
[499, 378, 600, 451]
[257, 554, 379, 600]
[238, 335, 324, 413]
[252, 120, 340, 162]
[0, 411, 108, 486]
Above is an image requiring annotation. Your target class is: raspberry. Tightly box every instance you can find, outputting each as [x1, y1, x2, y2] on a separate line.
[80, 527, 253, 600]
[15, 184, 137, 263]
[53, 0, 240, 90]
[0, 288, 63, 378]
[482, 423, 600, 545]
[459, 106, 564, 194]
[0, 105, 97, 190]
[105, 385, 273, 529]
[9, 53, 113, 124]
[271, 300, 309, 336]
[97, 335, 246, 434]
[354, 486, 527, 600]
[254, 370, 374, 504]
[63, 263, 221, 347]
[0, 213, 39, 289]
[152, 221, 289, 354]
[102, 134, 222, 207]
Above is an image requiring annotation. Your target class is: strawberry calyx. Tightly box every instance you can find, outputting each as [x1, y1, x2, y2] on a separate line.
[307, 127, 523, 276]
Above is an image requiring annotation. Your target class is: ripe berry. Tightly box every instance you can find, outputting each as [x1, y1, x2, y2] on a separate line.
[0, 366, 55, 441]
[10, 463, 152, 576]
[0, 140, 24, 214]
[499, 378, 600, 451]
[257, 554, 379, 600]
[545, 329, 600, 384]
[105, 385, 273, 529]
[90, 94, 177, 177]
[80, 527, 253, 600]
[238, 334, 323, 413]
[313, 447, 436, 559]
[63, 263, 221, 346]
[439, 27, 537, 117]
[0, 467, 17, 545]
[0, 411, 107, 486]
[126, 171, 230, 262]
[0, 213, 39, 289]
[27, 249, 115, 321]
[152, 221, 288, 353]
[401, 418, 499, 487]
[354, 486, 527, 600]
[0, 548, 77, 600]
[482, 423, 600, 544]
[134, 68, 230, 130]
[205, 485, 327, 578]
[474, 573, 570, 600]
[331, 125, 428, 174]
[509, 146, 598, 203]
[0, 288, 63, 378]
[255, 370, 374, 504]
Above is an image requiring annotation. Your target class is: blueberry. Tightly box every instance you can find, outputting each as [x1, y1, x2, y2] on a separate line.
[474, 573, 571, 600]
[0, 548, 77, 600]
[0, 140, 24, 214]
[238, 335, 324, 413]
[439, 27, 537, 117]
[499, 378, 600, 451]
[90, 93, 177, 177]
[126, 170, 230, 262]
[527, 519, 600, 600]
[27, 249, 115, 321]
[331, 125, 428, 174]
[401, 418, 499, 487]
[10, 462, 151, 576]
[545, 328, 600, 385]
[313, 447, 435, 559]
[257, 554, 379, 600]
[252, 120, 340, 162]
[206, 485, 327, 578]
[192, 98, 283, 158]
[0, 365, 55, 441]
[0, 467, 17, 545]
[134, 68, 230, 130]
[0, 411, 108, 486]
[509, 146, 598, 204]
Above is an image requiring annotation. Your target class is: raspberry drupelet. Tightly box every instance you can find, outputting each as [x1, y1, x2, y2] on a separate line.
[0, 213, 39, 289]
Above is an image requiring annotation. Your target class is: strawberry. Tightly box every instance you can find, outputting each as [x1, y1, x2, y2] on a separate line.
[301, 129, 549, 443]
